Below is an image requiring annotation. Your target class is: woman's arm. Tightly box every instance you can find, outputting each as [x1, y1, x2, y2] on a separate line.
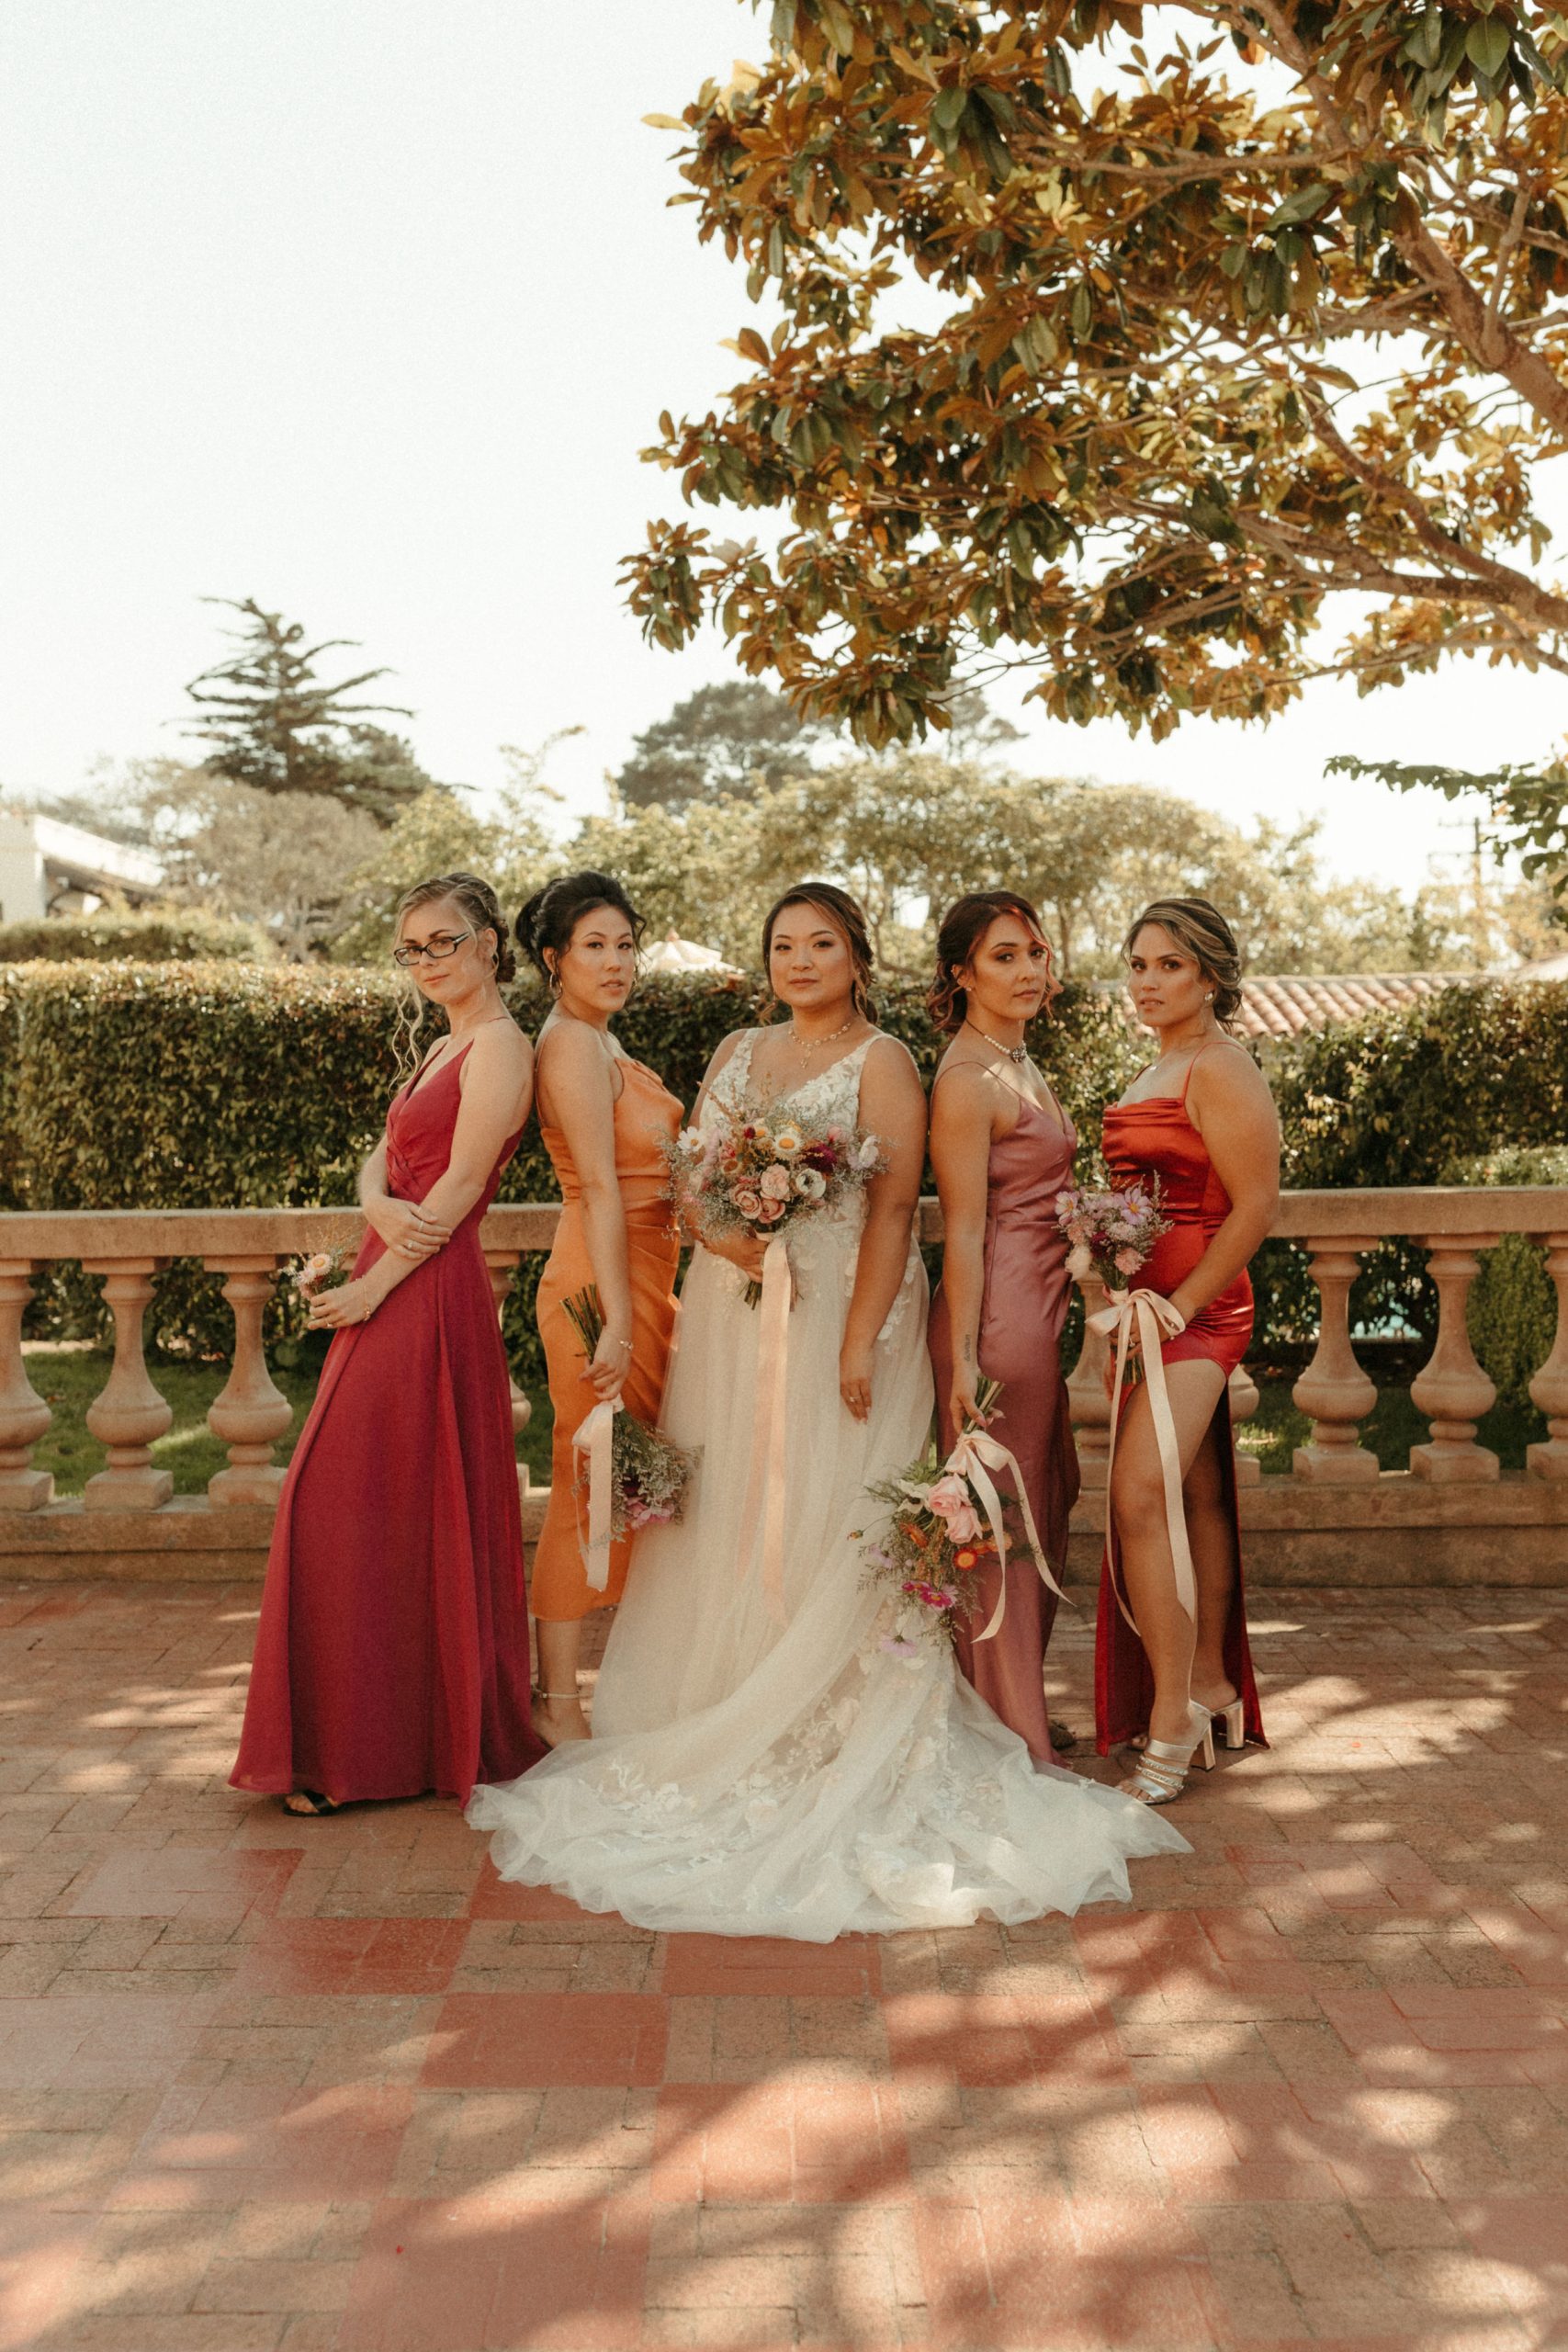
[536, 1024, 637, 1401]
[689, 1031, 768, 1285]
[840, 1038, 928, 1423]
[310, 1026, 533, 1329]
[929, 1065, 997, 1430]
[358, 1134, 451, 1261]
[1171, 1049, 1280, 1325]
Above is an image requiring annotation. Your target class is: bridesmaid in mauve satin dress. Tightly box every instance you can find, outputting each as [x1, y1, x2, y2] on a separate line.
[232, 874, 545, 1814]
[1095, 895, 1280, 1805]
[928, 891, 1080, 1762]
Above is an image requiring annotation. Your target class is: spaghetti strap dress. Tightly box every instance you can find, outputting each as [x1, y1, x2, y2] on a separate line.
[1095, 1049, 1266, 1755]
[232, 1043, 545, 1805]
[528, 1052, 682, 1623]
[929, 1086, 1079, 1763]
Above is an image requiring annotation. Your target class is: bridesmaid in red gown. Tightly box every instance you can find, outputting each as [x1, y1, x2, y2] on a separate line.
[927, 891, 1079, 1762]
[1096, 897, 1279, 1804]
[232, 873, 546, 1814]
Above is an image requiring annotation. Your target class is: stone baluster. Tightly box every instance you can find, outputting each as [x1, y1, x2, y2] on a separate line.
[1527, 1231, 1568, 1481]
[0, 1261, 53, 1510]
[1066, 1271, 1111, 1488]
[1409, 1234, 1501, 1483]
[484, 1250, 531, 1489]
[82, 1258, 173, 1510]
[203, 1256, 293, 1506]
[1228, 1363, 1261, 1486]
[1292, 1235, 1380, 1482]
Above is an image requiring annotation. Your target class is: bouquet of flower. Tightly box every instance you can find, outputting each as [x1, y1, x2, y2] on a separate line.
[857, 1379, 1008, 1653]
[1055, 1180, 1170, 1290]
[563, 1287, 695, 1539]
[291, 1245, 355, 1299]
[665, 1101, 886, 1305]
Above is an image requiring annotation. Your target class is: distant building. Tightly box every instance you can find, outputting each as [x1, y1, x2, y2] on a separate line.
[0, 811, 162, 923]
[1095, 967, 1555, 1042]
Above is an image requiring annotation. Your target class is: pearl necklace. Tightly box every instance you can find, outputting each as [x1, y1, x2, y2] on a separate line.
[788, 1013, 856, 1068]
[964, 1019, 1029, 1067]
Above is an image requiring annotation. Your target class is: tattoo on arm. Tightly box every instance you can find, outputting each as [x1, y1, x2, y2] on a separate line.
[962, 1337, 974, 1364]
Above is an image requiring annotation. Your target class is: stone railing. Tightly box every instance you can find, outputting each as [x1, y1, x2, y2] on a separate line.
[2, 1190, 1565, 1584]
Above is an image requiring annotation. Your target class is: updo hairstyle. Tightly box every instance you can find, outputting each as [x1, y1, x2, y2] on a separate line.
[394, 872, 515, 983]
[760, 881, 875, 1020]
[515, 870, 646, 989]
[1122, 895, 1244, 1029]
[928, 889, 1058, 1037]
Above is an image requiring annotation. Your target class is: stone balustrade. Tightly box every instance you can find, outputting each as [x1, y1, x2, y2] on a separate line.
[2, 1189, 1566, 1585]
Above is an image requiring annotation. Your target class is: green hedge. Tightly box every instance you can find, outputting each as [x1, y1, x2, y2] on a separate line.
[0, 910, 270, 963]
[4, 961, 1563, 1381]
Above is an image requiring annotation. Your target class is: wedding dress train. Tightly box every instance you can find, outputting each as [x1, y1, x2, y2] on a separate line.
[468, 1033, 1187, 1940]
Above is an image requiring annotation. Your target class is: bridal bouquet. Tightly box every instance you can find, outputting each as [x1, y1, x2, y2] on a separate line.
[563, 1287, 695, 1539]
[1055, 1180, 1170, 1288]
[665, 1103, 886, 1306]
[857, 1380, 1008, 1653]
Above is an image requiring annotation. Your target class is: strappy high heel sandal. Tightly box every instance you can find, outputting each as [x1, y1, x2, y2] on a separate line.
[1119, 1702, 1215, 1807]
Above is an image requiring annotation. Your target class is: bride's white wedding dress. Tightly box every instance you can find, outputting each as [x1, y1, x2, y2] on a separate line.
[468, 1032, 1187, 1939]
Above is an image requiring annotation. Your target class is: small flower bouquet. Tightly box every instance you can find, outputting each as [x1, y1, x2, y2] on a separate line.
[857, 1379, 1008, 1652]
[1055, 1180, 1170, 1289]
[291, 1245, 354, 1298]
[563, 1286, 696, 1539]
[665, 1102, 886, 1306]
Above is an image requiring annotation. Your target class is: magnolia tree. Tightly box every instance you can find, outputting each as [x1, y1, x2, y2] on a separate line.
[625, 0, 1568, 874]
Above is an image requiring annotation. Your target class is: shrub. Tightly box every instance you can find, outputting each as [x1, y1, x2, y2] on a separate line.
[0, 910, 272, 963]
[1440, 1145, 1568, 1407]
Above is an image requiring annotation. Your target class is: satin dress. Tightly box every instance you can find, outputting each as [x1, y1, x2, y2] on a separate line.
[929, 1085, 1080, 1763]
[528, 1053, 682, 1622]
[232, 1043, 545, 1805]
[1095, 1050, 1266, 1755]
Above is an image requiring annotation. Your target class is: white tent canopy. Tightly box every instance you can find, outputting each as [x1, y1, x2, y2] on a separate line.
[640, 931, 741, 976]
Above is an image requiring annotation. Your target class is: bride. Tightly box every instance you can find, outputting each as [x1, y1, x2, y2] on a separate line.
[468, 883, 1187, 1939]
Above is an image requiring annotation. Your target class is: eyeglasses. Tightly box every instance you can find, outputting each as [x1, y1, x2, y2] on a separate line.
[392, 930, 472, 968]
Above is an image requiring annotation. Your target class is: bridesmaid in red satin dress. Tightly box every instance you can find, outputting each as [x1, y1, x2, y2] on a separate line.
[1096, 896, 1280, 1804]
[928, 891, 1079, 1762]
[232, 873, 546, 1814]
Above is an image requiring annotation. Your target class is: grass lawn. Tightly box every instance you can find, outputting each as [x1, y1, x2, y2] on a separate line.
[23, 1342, 556, 1498]
[23, 1340, 1543, 1501]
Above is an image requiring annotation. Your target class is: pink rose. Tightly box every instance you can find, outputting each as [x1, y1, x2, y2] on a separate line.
[927, 1475, 982, 1539]
[1114, 1247, 1143, 1275]
[756, 1197, 785, 1224]
[734, 1188, 762, 1217]
[760, 1164, 792, 1200]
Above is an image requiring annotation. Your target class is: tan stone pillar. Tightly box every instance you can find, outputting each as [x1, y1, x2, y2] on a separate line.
[82, 1260, 174, 1509]
[203, 1256, 293, 1506]
[1066, 1270, 1111, 1489]
[1292, 1235, 1380, 1483]
[0, 1261, 53, 1510]
[1527, 1231, 1568, 1481]
[1409, 1236, 1501, 1483]
[484, 1248, 531, 1495]
[1228, 1363, 1261, 1486]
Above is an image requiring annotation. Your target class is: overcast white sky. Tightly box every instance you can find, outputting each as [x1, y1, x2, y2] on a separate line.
[1, 0, 1562, 897]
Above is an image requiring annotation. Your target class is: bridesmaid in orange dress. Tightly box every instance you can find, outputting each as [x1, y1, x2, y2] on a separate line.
[517, 871, 682, 1748]
[232, 872, 544, 1815]
[1097, 896, 1279, 1806]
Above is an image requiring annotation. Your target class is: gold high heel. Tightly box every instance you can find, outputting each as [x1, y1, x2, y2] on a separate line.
[1119, 1703, 1215, 1806]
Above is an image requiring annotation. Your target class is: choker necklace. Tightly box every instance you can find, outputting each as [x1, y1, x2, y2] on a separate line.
[789, 1013, 856, 1065]
[965, 1019, 1029, 1067]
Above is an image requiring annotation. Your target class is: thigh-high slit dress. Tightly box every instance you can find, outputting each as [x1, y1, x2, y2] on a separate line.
[1094, 1056, 1266, 1756]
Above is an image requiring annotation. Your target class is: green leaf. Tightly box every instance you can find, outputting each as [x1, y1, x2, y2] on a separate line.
[1466, 17, 1512, 77]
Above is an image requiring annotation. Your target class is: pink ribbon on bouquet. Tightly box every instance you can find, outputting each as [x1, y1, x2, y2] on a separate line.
[737, 1234, 792, 1625]
[572, 1397, 620, 1592]
[1087, 1286, 1192, 1633]
[942, 1424, 1066, 1645]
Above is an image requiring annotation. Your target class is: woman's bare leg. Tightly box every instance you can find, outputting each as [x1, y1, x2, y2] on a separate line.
[1108, 1360, 1228, 1749]
[1181, 1413, 1240, 1714]
[533, 1619, 592, 1746]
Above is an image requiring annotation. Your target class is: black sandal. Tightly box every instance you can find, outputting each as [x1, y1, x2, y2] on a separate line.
[282, 1789, 342, 1816]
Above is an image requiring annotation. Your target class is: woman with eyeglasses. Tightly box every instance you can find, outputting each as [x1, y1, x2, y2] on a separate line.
[232, 872, 546, 1815]
[516, 870, 682, 1748]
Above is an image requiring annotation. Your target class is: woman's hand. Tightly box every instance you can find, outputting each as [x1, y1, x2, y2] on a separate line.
[701, 1227, 769, 1283]
[308, 1276, 380, 1330]
[584, 1325, 633, 1403]
[366, 1196, 450, 1262]
[948, 1361, 991, 1433]
[840, 1338, 874, 1423]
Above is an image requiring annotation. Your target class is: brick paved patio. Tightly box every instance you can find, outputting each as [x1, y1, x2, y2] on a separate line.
[2, 1579, 1566, 2351]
